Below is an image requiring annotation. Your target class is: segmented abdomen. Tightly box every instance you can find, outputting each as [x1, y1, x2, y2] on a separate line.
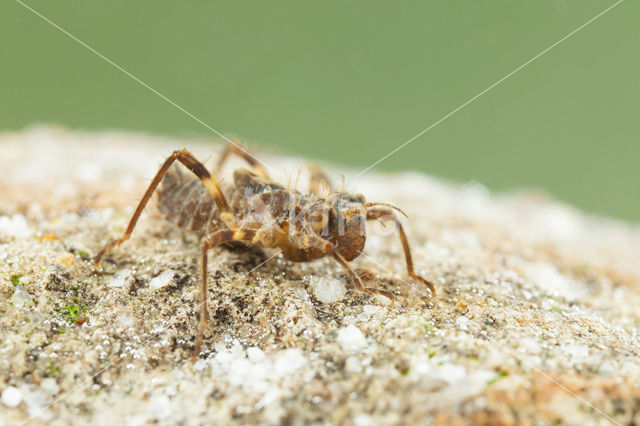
[156, 165, 246, 235]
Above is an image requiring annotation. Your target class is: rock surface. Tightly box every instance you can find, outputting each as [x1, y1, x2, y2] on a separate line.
[1, 127, 639, 425]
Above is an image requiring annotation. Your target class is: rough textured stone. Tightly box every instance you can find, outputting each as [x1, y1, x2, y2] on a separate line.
[1, 127, 639, 425]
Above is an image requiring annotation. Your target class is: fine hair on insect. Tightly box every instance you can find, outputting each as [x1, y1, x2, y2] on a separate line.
[93, 141, 435, 359]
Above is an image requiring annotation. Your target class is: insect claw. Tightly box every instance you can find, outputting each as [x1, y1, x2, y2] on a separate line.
[92, 254, 104, 271]
[412, 275, 436, 298]
[375, 289, 395, 307]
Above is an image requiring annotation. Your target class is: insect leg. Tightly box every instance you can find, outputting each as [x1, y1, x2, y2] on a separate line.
[308, 165, 332, 196]
[93, 148, 236, 267]
[366, 209, 436, 296]
[301, 233, 394, 303]
[215, 141, 269, 179]
[195, 228, 259, 360]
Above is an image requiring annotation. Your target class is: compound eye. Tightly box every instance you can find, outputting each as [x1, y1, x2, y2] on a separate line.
[355, 193, 366, 203]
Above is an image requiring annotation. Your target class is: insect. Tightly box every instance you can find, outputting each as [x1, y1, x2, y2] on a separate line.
[93, 143, 435, 359]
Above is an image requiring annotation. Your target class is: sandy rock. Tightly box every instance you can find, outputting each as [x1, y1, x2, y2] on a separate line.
[1, 386, 22, 408]
[1, 127, 640, 425]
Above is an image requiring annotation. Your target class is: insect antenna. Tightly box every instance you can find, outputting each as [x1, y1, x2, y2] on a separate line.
[364, 202, 409, 219]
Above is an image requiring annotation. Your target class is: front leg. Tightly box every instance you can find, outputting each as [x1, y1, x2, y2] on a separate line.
[366, 208, 436, 296]
[301, 233, 394, 303]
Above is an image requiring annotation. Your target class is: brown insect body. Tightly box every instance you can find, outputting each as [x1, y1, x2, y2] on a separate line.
[157, 166, 367, 263]
[94, 144, 435, 360]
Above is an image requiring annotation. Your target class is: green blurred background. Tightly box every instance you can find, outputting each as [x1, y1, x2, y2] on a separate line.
[1, 1, 638, 222]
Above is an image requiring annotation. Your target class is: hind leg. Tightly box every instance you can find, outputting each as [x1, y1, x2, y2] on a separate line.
[94, 148, 236, 267]
[215, 140, 270, 179]
[194, 228, 261, 360]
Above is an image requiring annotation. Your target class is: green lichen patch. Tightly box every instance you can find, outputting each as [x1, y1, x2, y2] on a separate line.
[46, 362, 61, 377]
[10, 274, 24, 286]
[487, 370, 509, 385]
[58, 298, 90, 324]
